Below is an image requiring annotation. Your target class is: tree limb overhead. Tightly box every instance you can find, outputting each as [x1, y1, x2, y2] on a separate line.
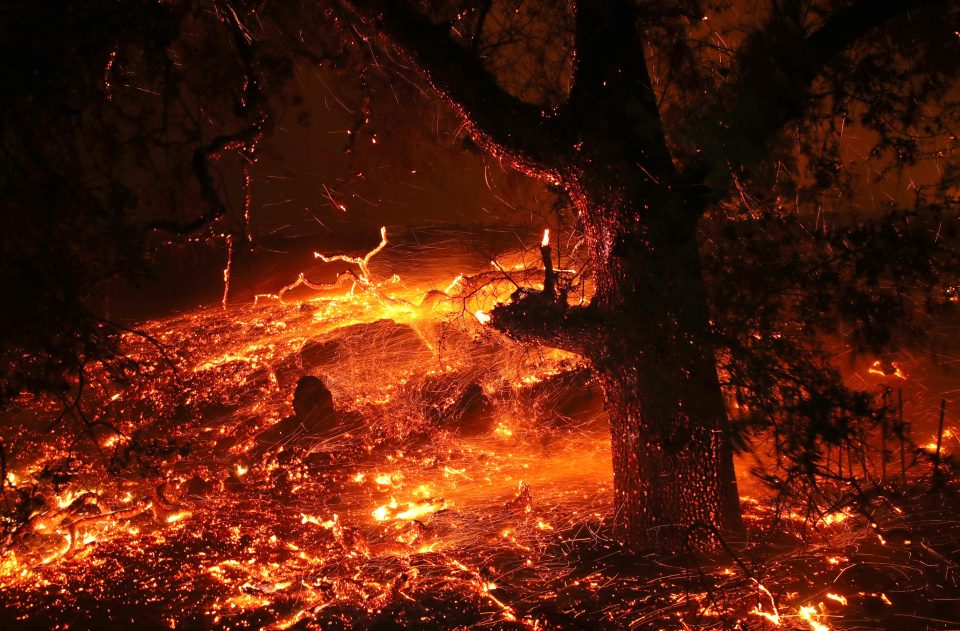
[341, 0, 573, 171]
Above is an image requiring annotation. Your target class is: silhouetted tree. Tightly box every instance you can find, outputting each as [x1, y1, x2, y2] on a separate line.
[338, 0, 960, 551]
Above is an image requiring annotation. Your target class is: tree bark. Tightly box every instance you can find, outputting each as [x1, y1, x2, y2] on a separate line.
[493, 171, 744, 552]
[573, 178, 744, 552]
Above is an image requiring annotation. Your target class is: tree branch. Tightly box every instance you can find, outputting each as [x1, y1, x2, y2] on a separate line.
[471, 0, 492, 53]
[144, 115, 266, 235]
[489, 290, 598, 356]
[146, 3, 269, 236]
[340, 0, 572, 171]
[805, 0, 949, 67]
[698, 0, 950, 190]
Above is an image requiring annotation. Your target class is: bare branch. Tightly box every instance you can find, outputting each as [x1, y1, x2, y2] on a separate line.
[339, 0, 573, 171]
[471, 0, 492, 52]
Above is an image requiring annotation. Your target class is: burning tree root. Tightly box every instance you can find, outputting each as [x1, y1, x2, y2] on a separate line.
[4, 481, 192, 569]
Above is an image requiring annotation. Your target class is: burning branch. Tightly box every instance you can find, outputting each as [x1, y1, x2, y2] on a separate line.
[482, 229, 597, 356]
[540, 229, 556, 300]
[222, 234, 234, 310]
[255, 228, 389, 305]
[314, 226, 388, 285]
[254, 271, 361, 305]
[489, 294, 597, 356]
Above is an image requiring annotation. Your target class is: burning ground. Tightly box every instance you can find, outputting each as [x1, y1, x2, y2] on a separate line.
[2, 232, 960, 630]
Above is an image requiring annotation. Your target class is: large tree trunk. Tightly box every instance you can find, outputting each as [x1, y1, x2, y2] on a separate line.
[575, 183, 744, 552]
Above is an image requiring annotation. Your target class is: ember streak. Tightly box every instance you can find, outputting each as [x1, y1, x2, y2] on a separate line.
[1, 233, 959, 629]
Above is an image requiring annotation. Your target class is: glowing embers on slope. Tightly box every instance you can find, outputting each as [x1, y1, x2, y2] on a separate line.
[3, 230, 951, 629]
[797, 605, 831, 631]
[0, 263, 606, 624]
[183, 434, 612, 628]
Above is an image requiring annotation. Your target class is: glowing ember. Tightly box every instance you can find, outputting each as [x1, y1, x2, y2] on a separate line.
[797, 605, 830, 631]
[825, 593, 847, 606]
[372, 498, 448, 522]
[868, 359, 907, 379]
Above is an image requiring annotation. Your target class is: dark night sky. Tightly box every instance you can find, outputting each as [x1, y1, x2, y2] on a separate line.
[247, 67, 554, 234]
